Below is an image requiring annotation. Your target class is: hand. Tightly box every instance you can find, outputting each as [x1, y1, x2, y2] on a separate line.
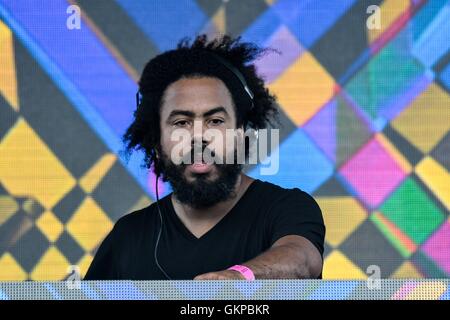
[194, 269, 245, 280]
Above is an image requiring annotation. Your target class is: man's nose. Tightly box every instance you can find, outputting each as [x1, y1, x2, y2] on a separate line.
[191, 137, 208, 150]
[191, 120, 211, 145]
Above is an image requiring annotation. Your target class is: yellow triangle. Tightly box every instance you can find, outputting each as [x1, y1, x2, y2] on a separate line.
[79, 153, 116, 193]
[127, 194, 152, 213]
[212, 5, 226, 34]
[406, 281, 448, 300]
[415, 156, 450, 211]
[0, 118, 76, 210]
[77, 253, 94, 279]
[0, 252, 27, 280]
[0, 195, 19, 226]
[66, 196, 113, 251]
[0, 20, 19, 111]
[391, 261, 422, 278]
[323, 250, 367, 279]
[30, 246, 70, 280]
[36, 210, 64, 243]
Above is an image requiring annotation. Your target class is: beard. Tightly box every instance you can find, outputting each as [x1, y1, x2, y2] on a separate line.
[158, 149, 242, 209]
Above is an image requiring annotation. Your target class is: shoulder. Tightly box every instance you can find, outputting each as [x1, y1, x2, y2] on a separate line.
[254, 180, 321, 211]
[112, 201, 158, 234]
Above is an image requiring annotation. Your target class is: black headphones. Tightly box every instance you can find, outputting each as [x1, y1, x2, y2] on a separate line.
[137, 54, 254, 280]
[135, 52, 254, 112]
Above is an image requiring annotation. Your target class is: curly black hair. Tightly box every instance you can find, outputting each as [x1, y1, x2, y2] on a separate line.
[122, 34, 279, 177]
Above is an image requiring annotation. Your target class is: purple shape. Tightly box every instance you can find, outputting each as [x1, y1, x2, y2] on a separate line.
[303, 99, 337, 163]
[422, 221, 450, 275]
[255, 25, 303, 84]
[339, 136, 407, 208]
[2, 0, 136, 137]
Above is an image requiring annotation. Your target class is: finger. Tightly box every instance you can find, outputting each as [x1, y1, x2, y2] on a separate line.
[194, 273, 217, 280]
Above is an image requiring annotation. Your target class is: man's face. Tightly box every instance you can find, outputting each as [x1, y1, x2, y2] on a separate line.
[158, 76, 243, 208]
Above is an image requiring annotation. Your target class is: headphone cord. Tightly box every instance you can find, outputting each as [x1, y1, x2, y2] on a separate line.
[154, 175, 172, 280]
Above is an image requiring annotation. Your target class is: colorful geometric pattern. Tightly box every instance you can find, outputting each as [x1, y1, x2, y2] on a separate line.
[0, 280, 449, 300]
[0, 0, 449, 281]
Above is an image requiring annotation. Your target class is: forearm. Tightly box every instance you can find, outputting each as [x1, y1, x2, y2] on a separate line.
[242, 243, 314, 279]
[194, 235, 322, 280]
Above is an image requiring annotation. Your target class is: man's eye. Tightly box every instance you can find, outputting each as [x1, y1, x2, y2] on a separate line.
[174, 120, 189, 127]
[209, 119, 224, 126]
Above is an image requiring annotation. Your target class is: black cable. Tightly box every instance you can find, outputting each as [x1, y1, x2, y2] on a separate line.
[154, 174, 172, 280]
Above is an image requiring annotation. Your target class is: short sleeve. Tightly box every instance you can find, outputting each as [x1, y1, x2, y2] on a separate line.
[266, 189, 325, 256]
[84, 227, 118, 280]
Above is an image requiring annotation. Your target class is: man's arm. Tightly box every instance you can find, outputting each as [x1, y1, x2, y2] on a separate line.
[194, 235, 323, 280]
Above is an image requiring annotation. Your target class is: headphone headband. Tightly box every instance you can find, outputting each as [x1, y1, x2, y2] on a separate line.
[208, 52, 254, 105]
[136, 53, 255, 111]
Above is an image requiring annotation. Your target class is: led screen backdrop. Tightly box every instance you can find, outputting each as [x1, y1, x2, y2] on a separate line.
[0, 0, 449, 280]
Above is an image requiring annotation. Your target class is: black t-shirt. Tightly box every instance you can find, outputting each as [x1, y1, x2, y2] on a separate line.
[84, 179, 325, 280]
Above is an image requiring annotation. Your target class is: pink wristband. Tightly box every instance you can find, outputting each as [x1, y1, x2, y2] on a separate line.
[228, 265, 255, 281]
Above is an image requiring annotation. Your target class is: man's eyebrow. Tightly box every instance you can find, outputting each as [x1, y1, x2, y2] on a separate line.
[203, 106, 228, 117]
[167, 106, 228, 120]
[167, 110, 195, 120]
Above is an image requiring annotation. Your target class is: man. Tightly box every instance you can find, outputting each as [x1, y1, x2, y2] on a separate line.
[85, 35, 325, 280]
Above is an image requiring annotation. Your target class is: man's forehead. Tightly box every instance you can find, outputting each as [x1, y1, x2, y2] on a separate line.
[164, 77, 230, 99]
[161, 77, 235, 117]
